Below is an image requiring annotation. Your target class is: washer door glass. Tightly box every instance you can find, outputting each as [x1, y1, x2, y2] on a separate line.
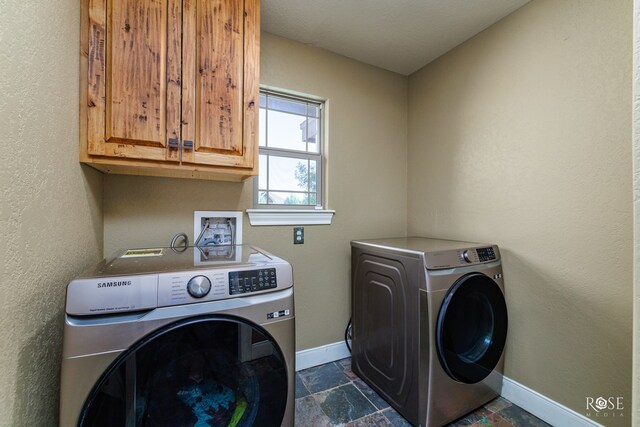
[436, 273, 508, 384]
[79, 316, 288, 427]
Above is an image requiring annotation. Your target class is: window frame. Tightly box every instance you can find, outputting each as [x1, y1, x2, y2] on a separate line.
[254, 89, 325, 210]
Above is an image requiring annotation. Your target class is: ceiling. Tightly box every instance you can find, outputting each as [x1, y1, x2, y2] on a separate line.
[261, 0, 529, 75]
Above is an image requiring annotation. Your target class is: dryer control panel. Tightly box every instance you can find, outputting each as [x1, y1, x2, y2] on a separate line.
[459, 247, 497, 264]
[476, 247, 497, 262]
[427, 245, 500, 269]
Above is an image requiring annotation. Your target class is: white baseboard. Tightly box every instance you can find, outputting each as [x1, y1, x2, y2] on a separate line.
[501, 376, 603, 427]
[295, 341, 350, 371]
[295, 342, 603, 427]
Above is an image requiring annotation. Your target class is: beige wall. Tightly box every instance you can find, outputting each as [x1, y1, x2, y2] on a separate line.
[1, 1, 629, 424]
[633, 1, 640, 425]
[408, 0, 632, 423]
[103, 33, 408, 350]
[0, 0, 104, 425]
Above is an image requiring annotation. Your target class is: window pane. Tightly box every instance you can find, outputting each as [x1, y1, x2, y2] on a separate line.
[267, 96, 306, 116]
[267, 192, 309, 205]
[259, 93, 266, 108]
[267, 111, 308, 151]
[307, 104, 320, 118]
[259, 155, 267, 189]
[309, 160, 317, 192]
[258, 191, 268, 204]
[259, 108, 266, 147]
[309, 193, 317, 205]
[304, 117, 320, 153]
[268, 156, 308, 192]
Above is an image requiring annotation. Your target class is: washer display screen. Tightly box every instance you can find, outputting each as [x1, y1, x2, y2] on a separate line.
[229, 268, 277, 295]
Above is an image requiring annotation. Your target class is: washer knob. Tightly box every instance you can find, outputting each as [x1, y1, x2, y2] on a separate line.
[187, 275, 211, 298]
[462, 250, 474, 263]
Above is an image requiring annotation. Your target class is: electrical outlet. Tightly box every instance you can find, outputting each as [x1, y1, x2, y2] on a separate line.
[194, 211, 243, 246]
[294, 227, 304, 244]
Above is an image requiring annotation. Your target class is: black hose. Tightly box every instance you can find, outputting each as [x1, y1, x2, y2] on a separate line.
[345, 318, 352, 353]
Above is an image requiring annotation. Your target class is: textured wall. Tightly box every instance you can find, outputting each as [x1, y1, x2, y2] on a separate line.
[633, 1, 640, 425]
[0, 0, 104, 425]
[407, 0, 632, 423]
[103, 33, 408, 350]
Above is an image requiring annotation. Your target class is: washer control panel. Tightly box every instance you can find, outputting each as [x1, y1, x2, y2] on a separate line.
[229, 268, 277, 295]
[66, 247, 293, 315]
[156, 264, 291, 307]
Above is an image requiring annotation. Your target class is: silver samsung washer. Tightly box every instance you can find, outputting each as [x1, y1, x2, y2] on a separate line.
[351, 237, 507, 427]
[60, 245, 295, 427]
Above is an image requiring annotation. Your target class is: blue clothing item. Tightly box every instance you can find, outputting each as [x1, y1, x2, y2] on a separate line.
[177, 382, 236, 427]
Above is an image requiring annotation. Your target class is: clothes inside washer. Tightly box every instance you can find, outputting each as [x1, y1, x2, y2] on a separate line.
[177, 381, 243, 427]
[177, 362, 259, 427]
[141, 355, 260, 427]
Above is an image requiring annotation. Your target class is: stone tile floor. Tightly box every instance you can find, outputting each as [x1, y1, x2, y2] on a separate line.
[295, 358, 551, 426]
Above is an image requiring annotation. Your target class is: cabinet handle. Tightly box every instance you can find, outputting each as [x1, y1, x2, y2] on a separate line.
[183, 140, 194, 150]
[168, 138, 180, 149]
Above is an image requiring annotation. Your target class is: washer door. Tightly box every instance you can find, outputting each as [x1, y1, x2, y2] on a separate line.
[436, 273, 508, 384]
[78, 315, 288, 427]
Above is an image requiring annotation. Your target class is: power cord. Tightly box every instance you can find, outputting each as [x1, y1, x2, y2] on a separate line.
[170, 232, 189, 252]
[345, 318, 352, 353]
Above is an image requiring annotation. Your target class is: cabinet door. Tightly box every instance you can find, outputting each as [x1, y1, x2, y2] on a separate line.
[181, 0, 259, 168]
[87, 0, 182, 162]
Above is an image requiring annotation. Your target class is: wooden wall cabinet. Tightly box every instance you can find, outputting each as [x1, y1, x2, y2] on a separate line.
[80, 0, 259, 181]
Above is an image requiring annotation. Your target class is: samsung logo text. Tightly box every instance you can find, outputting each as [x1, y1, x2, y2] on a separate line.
[97, 281, 132, 288]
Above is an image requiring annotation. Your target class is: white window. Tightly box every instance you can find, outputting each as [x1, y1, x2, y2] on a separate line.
[255, 90, 323, 209]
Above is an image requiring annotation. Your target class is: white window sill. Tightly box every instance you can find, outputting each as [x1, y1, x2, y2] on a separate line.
[246, 209, 335, 226]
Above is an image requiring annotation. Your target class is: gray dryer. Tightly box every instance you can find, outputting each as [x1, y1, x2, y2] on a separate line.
[351, 237, 508, 427]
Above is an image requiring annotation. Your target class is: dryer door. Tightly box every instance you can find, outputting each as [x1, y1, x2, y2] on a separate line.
[436, 273, 508, 384]
[78, 315, 287, 427]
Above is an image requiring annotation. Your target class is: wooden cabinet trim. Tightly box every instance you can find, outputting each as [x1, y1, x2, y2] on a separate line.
[243, 0, 260, 171]
[166, 0, 182, 162]
[181, 0, 196, 164]
[87, 0, 106, 156]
